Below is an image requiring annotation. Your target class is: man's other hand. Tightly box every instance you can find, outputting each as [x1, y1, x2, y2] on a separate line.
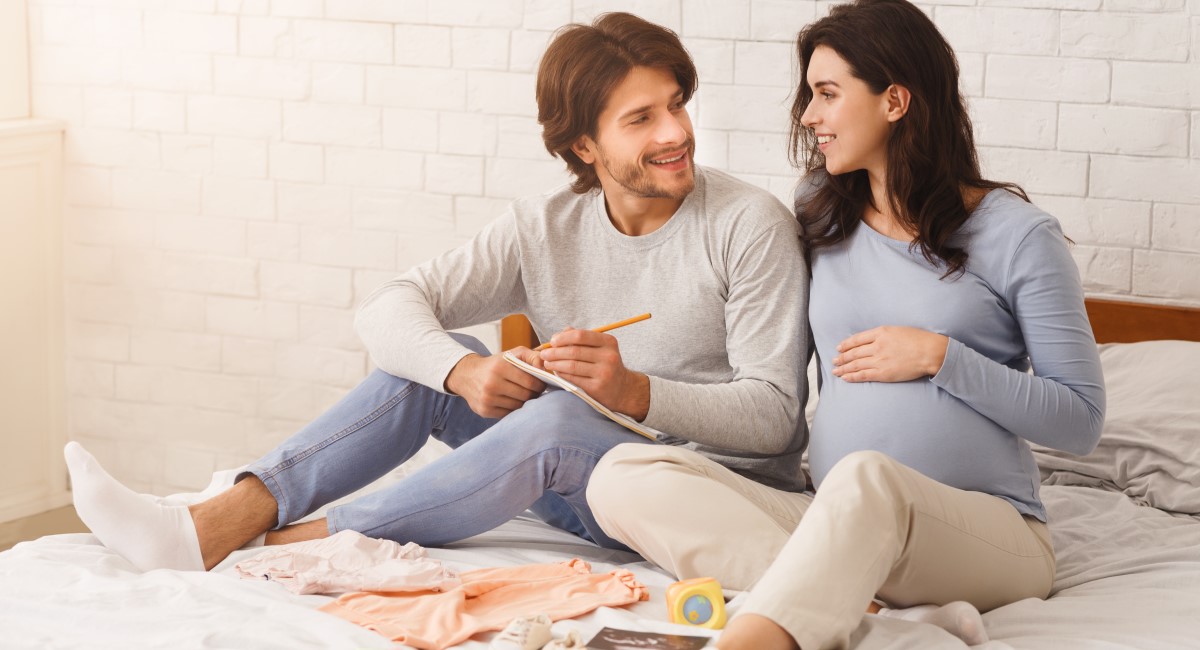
[444, 347, 546, 418]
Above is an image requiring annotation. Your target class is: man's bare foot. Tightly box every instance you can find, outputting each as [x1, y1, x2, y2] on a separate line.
[188, 474, 279, 570]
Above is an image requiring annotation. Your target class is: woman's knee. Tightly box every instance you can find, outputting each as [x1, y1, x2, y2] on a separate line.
[588, 444, 655, 500]
[821, 449, 904, 490]
[815, 450, 915, 524]
[587, 445, 698, 518]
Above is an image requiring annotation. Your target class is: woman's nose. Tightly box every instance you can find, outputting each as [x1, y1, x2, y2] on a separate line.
[800, 102, 819, 129]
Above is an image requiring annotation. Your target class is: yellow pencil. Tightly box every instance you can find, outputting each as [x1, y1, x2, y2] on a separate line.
[533, 313, 652, 351]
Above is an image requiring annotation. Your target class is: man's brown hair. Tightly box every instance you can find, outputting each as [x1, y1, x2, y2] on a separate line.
[536, 13, 698, 194]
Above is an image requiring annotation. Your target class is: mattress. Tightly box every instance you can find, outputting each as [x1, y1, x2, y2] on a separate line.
[2, 484, 1199, 649]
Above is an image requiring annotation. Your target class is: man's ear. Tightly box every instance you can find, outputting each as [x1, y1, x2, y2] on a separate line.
[885, 84, 911, 123]
[572, 135, 597, 165]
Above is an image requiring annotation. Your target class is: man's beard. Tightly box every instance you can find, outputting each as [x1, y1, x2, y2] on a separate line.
[597, 139, 696, 200]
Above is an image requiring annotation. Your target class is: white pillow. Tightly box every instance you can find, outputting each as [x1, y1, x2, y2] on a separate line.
[1033, 340, 1200, 515]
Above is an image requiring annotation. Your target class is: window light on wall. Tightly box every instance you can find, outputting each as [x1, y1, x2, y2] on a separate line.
[0, 0, 31, 121]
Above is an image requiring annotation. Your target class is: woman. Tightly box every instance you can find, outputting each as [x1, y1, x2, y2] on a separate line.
[585, 1, 1106, 649]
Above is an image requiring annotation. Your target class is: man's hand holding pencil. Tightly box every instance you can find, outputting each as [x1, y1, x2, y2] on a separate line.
[446, 313, 652, 420]
[538, 315, 652, 421]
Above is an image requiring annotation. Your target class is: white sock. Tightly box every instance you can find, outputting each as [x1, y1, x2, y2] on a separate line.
[64, 442, 205, 572]
[878, 601, 989, 646]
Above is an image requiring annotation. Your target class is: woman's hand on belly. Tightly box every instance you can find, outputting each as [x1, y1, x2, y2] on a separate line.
[831, 326, 949, 383]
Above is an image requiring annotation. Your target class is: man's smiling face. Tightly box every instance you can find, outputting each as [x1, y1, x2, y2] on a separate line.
[580, 65, 696, 201]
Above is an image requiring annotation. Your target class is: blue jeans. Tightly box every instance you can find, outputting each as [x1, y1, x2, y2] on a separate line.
[241, 335, 652, 549]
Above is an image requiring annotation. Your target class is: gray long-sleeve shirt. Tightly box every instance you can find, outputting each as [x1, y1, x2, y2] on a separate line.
[356, 167, 811, 491]
[803, 182, 1106, 519]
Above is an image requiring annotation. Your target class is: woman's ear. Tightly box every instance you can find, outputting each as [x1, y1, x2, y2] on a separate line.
[571, 136, 597, 165]
[885, 84, 911, 123]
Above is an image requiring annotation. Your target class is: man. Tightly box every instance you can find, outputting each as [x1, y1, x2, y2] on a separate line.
[65, 12, 810, 573]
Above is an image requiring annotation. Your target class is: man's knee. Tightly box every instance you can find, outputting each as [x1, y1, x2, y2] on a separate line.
[510, 390, 591, 427]
[484, 391, 607, 457]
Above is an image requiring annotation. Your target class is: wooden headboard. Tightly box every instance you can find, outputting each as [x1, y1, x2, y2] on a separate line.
[500, 314, 540, 350]
[500, 299, 1200, 350]
[1084, 298, 1200, 344]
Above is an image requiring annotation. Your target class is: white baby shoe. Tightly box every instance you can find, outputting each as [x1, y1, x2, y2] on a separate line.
[542, 630, 585, 649]
[490, 613, 553, 650]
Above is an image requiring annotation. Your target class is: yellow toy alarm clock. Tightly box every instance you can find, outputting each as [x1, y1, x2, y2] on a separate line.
[667, 577, 727, 629]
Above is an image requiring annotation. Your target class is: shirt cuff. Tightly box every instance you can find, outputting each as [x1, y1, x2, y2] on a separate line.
[417, 346, 478, 395]
[930, 336, 964, 390]
[640, 375, 671, 435]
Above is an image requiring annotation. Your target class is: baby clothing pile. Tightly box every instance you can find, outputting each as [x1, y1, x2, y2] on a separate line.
[236, 530, 647, 650]
[235, 529, 460, 595]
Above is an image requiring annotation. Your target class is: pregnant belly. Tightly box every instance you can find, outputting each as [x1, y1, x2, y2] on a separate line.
[808, 379, 1026, 494]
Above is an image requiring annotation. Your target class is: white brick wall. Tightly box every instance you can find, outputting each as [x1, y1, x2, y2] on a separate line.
[27, 0, 1200, 492]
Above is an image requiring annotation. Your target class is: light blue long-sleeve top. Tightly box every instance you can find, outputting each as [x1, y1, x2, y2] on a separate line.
[801, 179, 1106, 520]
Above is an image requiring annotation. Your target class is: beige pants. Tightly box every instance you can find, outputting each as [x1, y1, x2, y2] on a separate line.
[587, 445, 1055, 650]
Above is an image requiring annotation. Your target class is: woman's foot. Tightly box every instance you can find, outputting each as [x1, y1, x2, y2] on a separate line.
[877, 601, 989, 645]
[716, 614, 800, 650]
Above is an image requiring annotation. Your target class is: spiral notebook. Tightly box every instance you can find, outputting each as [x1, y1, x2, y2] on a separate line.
[502, 351, 659, 441]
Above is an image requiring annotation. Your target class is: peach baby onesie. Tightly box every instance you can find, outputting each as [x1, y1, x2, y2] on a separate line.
[319, 558, 648, 649]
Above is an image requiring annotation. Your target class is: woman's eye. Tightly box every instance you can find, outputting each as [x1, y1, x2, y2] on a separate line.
[822, 92, 834, 100]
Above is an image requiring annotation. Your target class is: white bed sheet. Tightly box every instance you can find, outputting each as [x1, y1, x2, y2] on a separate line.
[0, 511, 709, 650]
[2, 484, 1199, 649]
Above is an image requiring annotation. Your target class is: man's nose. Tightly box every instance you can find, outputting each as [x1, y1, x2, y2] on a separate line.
[655, 110, 688, 144]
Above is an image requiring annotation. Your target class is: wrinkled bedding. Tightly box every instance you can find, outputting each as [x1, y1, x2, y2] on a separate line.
[2, 485, 1198, 649]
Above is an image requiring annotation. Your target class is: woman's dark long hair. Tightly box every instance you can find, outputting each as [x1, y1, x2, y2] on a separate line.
[790, 0, 1027, 277]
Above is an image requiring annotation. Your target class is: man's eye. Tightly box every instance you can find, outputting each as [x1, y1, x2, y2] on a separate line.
[631, 115, 648, 125]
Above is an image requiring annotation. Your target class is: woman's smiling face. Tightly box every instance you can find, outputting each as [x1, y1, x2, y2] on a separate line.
[800, 45, 894, 178]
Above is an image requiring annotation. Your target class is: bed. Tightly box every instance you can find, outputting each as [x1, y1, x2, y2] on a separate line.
[2, 298, 1199, 649]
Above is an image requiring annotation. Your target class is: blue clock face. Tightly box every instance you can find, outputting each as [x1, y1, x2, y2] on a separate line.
[682, 594, 713, 624]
